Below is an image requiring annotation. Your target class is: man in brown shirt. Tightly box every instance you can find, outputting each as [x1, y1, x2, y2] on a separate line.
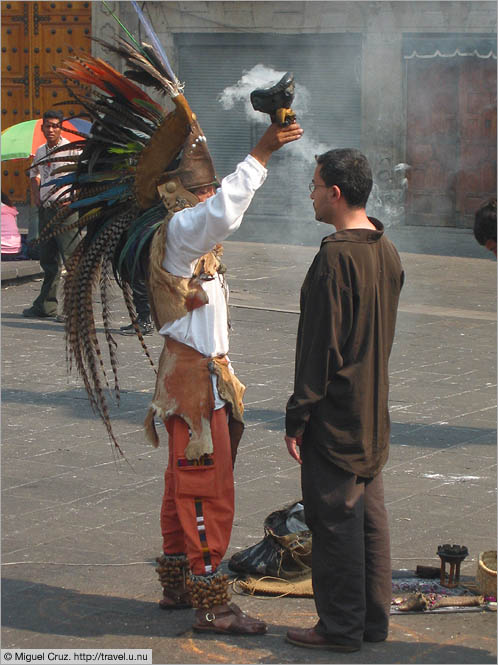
[285, 149, 404, 652]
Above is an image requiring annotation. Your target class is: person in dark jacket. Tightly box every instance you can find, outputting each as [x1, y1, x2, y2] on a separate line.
[284, 149, 404, 652]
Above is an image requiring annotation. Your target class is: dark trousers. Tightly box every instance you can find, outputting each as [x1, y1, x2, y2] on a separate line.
[301, 441, 391, 648]
[130, 275, 151, 321]
[32, 206, 79, 316]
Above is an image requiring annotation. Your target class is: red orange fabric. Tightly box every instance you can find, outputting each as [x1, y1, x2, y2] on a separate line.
[161, 407, 234, 575]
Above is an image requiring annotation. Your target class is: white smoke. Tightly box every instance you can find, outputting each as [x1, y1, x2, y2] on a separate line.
[218, 64, 329, 164]
[367, 163, 411, 227]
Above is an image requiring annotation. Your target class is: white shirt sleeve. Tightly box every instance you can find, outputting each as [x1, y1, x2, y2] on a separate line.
[164, 154, 267, 277]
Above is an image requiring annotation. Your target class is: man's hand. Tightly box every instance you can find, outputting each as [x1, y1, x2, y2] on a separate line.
[285, 434, 303, 465]
[250, 121, 303, 167]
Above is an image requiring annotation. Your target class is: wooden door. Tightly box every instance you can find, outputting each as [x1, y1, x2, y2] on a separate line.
[406, 56, 497, 228]
[1, 1, 91, 203]
[456, 58, 497, 226]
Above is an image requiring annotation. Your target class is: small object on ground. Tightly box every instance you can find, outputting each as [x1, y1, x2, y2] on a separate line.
[437, 544, 469, 588]
[416, 565, 440, 579]
[233, 573, 312, 598]
[54, 314, 66, 323]
[229, 500, 311, 580]
[120, 318, 153, 336]
[431, 595, 484, 609]
[398, 592, 429, 612]
[476, 550, 497, 597]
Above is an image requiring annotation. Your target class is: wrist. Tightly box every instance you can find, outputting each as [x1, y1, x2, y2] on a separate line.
[249, 147, 272, 167]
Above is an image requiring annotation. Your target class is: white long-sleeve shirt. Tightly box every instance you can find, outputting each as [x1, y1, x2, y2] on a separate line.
[159, 154, 267, 407]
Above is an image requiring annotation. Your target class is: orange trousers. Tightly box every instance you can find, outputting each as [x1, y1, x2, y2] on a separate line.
[160, 407, 235, 575]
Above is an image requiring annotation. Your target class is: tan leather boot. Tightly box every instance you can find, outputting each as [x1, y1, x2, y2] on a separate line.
[155, 553, 192, 609]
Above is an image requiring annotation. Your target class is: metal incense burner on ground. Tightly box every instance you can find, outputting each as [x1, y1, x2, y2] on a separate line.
[437, 544, 469, 588]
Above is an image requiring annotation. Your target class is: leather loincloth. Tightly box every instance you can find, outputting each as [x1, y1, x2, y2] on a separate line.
[144, 336, 245, 464]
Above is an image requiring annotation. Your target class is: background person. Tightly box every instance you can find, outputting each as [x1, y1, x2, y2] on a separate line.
[1, 191, 22, 260]
[284, 149, 404, 652]
[22, 109, 80, 319]
[474, 197, 497, 257]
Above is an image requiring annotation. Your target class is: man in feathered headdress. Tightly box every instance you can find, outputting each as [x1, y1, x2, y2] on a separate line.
[147, 110, 302, 635]
[36, 8, 302, 635]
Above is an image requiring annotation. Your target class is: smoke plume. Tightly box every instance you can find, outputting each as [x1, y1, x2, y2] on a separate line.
[219, 64, 329, 164]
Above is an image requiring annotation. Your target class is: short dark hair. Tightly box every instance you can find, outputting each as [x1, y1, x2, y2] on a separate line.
[474, 198, 497, 246]
[42, 109, 63, 123]
[316, 149, 373, 208]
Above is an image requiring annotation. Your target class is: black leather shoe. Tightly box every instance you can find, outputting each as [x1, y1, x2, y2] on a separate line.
[23, 307, 52, 319]
[120, 319, 153, 336]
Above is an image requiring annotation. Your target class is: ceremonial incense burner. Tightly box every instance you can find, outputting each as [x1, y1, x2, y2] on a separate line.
[437, 544, 469, 588]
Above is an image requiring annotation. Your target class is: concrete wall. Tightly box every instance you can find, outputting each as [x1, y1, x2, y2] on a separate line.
[94, 2, 496, 37]
[92, 2, 496, 228]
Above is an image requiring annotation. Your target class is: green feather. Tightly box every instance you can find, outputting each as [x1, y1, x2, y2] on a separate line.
[109, 142, 143, 155]
[134, 98, 165, 120]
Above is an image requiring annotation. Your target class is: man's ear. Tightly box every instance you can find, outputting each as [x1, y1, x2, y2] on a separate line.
[328, 184, 341, 202]
[485, 239, 497, 256]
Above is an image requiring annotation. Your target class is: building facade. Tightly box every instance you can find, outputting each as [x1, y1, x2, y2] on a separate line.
[93, 1, 497, 231]
[2, 1, 496, 234]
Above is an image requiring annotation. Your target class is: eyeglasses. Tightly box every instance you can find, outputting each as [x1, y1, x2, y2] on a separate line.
[308, 182, 327, 193]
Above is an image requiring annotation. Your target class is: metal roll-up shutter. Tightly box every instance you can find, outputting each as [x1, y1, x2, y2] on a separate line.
[175, 33, 362, 223]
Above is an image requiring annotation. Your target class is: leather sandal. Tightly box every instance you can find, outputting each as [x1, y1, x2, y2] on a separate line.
[159, 587, 192, 610]
[193, 602, 267, 635]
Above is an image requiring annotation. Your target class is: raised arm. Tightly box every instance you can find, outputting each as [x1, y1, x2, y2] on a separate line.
[165, 122, 303, 275]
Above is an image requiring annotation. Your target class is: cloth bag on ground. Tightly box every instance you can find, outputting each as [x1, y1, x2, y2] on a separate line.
[229, 501, 312, 579]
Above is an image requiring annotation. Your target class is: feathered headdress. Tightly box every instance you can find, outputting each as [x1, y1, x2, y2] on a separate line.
[33, 3, 217, 453]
